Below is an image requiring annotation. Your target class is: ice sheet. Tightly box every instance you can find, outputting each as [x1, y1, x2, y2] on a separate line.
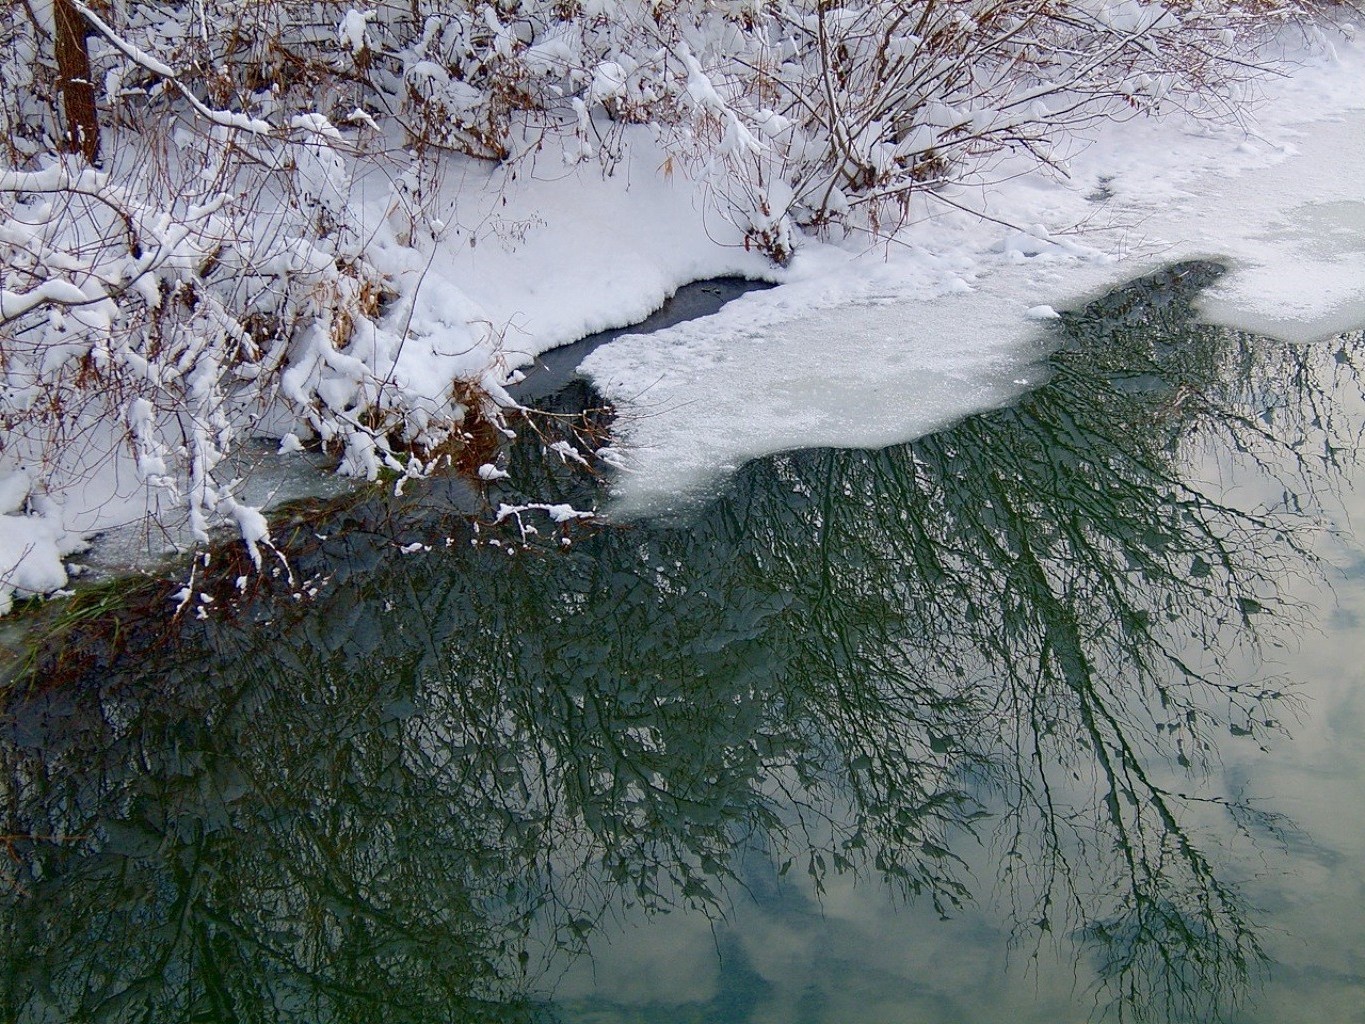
[582, 268, 1061, 514]
[1195, 188, 1365, 343]
[583, 43, 1365, 514]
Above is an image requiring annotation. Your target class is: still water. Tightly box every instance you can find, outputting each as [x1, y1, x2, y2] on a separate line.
[2, 263, 1364, 1023]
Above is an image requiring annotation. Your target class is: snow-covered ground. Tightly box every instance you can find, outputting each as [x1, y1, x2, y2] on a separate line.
[4, 26, 1365, 612]
[583, 29, 1365, 513]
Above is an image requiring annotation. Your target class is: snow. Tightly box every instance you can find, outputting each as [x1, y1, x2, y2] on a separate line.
[338, 9, 371, 56]
[74, 2, 276, 133]
[0, 480, 85, 615]
[383, 134, 771, 368]
[6, 26, 1365, 611]
[582, 31, 1365, 513]
[0, 471, 32, 516]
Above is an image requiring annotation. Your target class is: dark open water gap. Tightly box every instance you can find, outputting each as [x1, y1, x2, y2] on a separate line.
[3, 262, 1364, 1023]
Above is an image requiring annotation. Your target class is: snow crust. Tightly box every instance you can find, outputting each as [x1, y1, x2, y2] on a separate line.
[581, 258, 1059, 511]
[5, 29, 1365, 609]
[583, 32, 1365, 513]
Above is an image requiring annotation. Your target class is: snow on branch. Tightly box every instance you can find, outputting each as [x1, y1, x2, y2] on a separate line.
[70, 0, 276, 134]
[0, 0, 1335, 613]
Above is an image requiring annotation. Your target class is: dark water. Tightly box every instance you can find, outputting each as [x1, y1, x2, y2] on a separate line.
[507, 277, 771, 404]
[3, 263, 1364, 1023]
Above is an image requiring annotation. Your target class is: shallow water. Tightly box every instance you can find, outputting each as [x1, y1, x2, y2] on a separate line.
[2, 263, 1364, 1023]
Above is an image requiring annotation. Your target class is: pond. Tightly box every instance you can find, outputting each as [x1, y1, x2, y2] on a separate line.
[2, 262, 1364, 1023]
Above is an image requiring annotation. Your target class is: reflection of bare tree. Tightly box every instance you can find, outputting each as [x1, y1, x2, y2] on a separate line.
[2, 263, 1360, 1023]
[716, 262, 1358, 1023]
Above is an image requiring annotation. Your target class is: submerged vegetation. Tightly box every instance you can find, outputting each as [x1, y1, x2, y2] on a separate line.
[2, 265, 1361, 1021]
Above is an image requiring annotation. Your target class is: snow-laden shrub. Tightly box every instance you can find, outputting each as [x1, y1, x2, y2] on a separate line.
[0, 0, 1335, 599]
[357, 0, 1324, 259]
[0, 2, 520, 574]
[563, 0, 1319, 259]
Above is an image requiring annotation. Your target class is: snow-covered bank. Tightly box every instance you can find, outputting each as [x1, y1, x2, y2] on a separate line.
[4, 8, 1364, 612]
[0, 135, 774, 614]
[582, 30, 1365, 513]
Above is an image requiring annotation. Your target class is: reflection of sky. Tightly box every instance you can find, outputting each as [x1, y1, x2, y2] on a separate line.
[1217, 374, 1365, 1023]
[544, 345, 1365, 1024]
[550, 854, 1093, 1023]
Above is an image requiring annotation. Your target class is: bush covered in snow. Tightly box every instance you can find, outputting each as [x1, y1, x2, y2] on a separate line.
[0, 0, 1336, 609]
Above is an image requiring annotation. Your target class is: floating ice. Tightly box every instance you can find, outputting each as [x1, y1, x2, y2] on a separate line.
[1101, 108, 1365, 345]
[584, 75, 1365, 515]
[1195, 191, 1365, 343]
[583, 270, 1059, 515]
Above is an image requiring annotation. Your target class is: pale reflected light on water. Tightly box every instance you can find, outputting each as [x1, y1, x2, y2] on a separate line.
[548, 267, 1365, 1024]
[549, 469, 1365, 1023]
[2, 263, 1364, 1024]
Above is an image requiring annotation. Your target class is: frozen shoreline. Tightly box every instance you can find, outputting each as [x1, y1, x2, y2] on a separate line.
[581, 30, 1365, 513]
[4, 25, 1365, 612]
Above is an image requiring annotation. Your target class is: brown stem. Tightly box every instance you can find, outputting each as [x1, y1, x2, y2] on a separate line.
[54, 0, 101, 164]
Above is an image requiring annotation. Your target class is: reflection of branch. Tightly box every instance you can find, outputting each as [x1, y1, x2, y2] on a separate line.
[2, 268, 1358, 1023]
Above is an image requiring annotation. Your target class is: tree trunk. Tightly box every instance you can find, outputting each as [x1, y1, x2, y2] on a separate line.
[53, 0, 100, 164]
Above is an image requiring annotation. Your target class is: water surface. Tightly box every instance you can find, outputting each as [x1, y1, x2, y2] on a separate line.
[3, 263, 1364, 1023]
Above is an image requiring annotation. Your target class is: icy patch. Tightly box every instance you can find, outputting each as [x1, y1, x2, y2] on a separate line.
[1196, 194, 1365, 343]
[583, 270, 1057, 514]
[1129, 106, 1365, 345]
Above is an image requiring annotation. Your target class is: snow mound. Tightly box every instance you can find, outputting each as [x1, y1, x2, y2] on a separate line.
[0, 472, 85, 615]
